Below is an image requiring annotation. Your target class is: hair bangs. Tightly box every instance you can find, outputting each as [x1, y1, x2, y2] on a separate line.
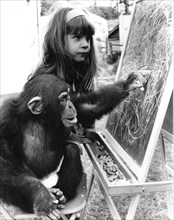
[67, 16, 95, 36]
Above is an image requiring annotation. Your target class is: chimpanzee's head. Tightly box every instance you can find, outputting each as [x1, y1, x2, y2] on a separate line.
[19, 74, 77, 127]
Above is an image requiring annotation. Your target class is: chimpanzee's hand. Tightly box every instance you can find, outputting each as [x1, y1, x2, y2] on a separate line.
[126, 70, 150, 91]
[49, 188, 67, 208]
[69, 211, 81, 220]
[84, 128, 97, 142]
[33, 186, 61, 219]
[68, 132, 91, 144]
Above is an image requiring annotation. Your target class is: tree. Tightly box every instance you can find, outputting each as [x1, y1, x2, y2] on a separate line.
[40, 0, 57, 16]
[40, 1, 119, 19]
[88, 6, 119, 20]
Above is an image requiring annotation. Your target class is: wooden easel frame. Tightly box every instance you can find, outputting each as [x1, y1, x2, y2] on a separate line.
[160, 128, 174, 220]
[83, 0, 174, 219]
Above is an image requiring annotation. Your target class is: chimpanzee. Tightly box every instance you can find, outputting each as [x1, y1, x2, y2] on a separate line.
[0, 72, 146, 219]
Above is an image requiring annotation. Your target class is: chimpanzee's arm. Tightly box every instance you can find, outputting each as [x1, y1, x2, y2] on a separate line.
[71, 73, 137, 128]
[0, 100, 55, 216]
[55, 143, 83, 200]
[0, 140, 54, 214]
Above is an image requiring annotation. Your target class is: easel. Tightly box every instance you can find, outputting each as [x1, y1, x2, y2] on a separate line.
[86, 90, 173, 219]
[83, 77, 173, 220]
[82, 1, 174, 219]
[160, 91, 174, 220]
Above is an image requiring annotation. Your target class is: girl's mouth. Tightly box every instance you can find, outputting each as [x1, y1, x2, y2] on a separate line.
[78, 52, 88, 55]
[78, 53, 88, 58]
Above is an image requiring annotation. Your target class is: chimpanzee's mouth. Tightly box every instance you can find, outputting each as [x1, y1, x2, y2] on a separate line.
[64, 116, 77, 125]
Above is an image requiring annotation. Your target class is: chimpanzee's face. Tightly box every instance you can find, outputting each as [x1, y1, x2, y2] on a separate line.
[26, 75, 77, 127]
[58, 91, 77, 127]
[27, 91, 77, 127]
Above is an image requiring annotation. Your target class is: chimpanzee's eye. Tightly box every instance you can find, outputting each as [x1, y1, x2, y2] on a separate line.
[58, 92, 69, 105]
[67, 95, 70, 101]
[60, 97, 66, 102]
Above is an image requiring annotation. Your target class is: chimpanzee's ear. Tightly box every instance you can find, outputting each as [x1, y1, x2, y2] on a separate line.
[28, 96, 43, 115]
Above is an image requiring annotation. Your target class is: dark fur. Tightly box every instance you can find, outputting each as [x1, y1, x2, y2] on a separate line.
[0, 73, 136, 215]
[0, 75, 83, 215]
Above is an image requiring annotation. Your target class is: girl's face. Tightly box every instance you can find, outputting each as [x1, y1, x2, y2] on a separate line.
[66, 34, 91, 62]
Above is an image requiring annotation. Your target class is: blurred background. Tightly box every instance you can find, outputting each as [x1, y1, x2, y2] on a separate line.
[0, 0, 133, 95]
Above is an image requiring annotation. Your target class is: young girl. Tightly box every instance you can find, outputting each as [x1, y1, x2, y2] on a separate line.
[33, 3, 98, 94]
[33, 3, 148, 115]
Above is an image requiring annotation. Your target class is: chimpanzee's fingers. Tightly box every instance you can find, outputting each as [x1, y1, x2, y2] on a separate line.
[47, 213, 59, 220]
[41, 216, 49, 220]
[135, 70, 151, 85]
[138, 69, 151, 78]
[57, 203, 65, 209]
[48, 188, 57, 201]
[52, 210, 61, 219]
[53, 199, 59, 205]
[69, 213, 77, 220]
[76, 212, 81, 218]
[134, 73, 146, 85]
[49, 188, 61, 195]
[79, 137, 91, 144]
[54, 189, 63, 197]
[49, 188, 66, 203]
[47, 209, 61, 220]
[59, 194, 67, 203]
[128, 81, 143, 91]
[69, 211, 81, 220]
[50, 194, 57, 201]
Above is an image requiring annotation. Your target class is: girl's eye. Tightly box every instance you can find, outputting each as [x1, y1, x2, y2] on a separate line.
[86, 36, 90, 42]
[74, 35, 81, 40]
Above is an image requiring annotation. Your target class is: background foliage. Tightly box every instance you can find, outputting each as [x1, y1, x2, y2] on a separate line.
[40, 0, 119, 19]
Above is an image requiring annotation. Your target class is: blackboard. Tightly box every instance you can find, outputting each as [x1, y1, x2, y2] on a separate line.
[106, 0, 173, 166]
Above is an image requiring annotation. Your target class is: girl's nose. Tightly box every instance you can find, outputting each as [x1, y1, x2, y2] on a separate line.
[81, 37, 89, 48]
